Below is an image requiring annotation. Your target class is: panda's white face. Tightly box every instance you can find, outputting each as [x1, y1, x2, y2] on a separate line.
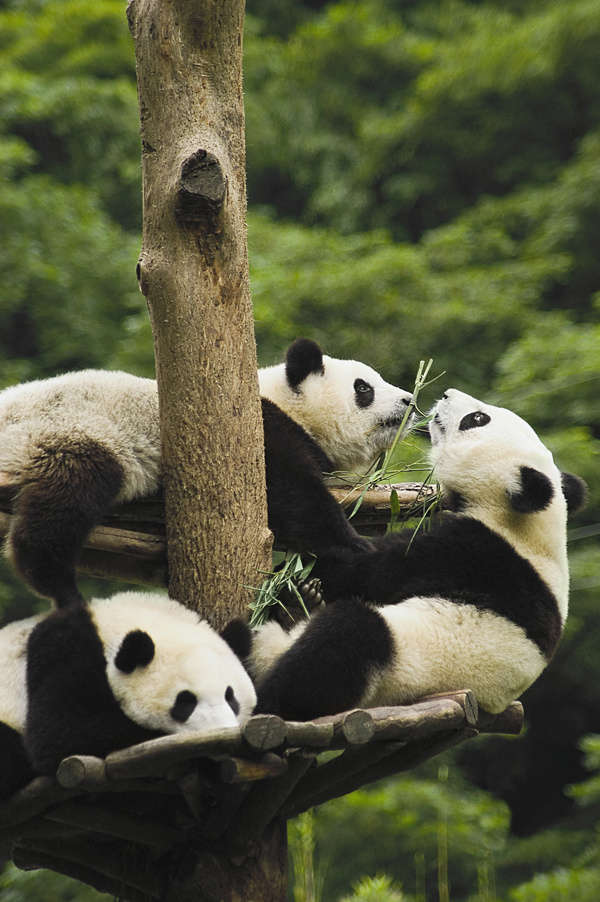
[429, 389, 570, 613]
[260, 346, 412, 476]
[93, 593, 256, 735]
[429, 389, 557, 499]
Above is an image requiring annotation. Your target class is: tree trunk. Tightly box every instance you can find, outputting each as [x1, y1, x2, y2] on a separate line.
[127, 0, 272, 630]
[127, 2, 283, 899]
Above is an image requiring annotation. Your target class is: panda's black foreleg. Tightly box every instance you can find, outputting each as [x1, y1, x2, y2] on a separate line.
[7, 440, 124, 607]
[262, 399, 371, 559]
[0, 722, 35, 800]
[25, 606, 160, 774]
[255, 598, 394, 721]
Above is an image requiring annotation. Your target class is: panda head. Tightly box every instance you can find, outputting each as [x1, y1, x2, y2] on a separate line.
[429, 389, 587, 525]
[259, 338, 413, 475]
[94, 593, 256, 735]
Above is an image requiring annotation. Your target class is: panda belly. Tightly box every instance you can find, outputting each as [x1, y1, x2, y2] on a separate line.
[366, 597, 547, 715]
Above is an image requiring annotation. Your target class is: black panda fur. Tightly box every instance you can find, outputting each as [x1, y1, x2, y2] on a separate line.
[0, 339, 411, 607]
[24, 604, 161, 775]
[0, 723, 34, 801]
[250, 389, 588, 721]
[262, 398, 369, 559]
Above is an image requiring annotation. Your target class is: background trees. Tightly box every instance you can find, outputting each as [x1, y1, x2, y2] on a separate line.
[0, 0, 599, 898]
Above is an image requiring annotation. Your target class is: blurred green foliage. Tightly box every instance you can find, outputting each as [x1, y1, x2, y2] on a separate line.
[0, 0, 599, 899]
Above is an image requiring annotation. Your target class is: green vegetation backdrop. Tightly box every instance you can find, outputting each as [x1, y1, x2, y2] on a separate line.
[0, 0, 599, 899]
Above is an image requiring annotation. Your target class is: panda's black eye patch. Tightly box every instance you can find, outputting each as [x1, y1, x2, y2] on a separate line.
[354, 379, 374, 408]
[225, 685, 240, 716]
[171, 690, 197, 723]
[459, 411, 491, 431]
[115, 630, 155, 673]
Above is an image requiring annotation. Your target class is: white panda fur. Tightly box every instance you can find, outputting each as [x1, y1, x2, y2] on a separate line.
[90, 592, 256, 734]
[0, 613, 43, 735]
[0, 369, 161, 502]
[0, 591, 256, 799]
[250, 389, 587, 720]
[0, 338, 411, 606]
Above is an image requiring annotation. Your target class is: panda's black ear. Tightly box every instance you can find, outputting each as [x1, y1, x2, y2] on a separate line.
[507, 466, 555, 514]
[285, 338, 324, 390]
[561, 472, 588, 516]
[115, 629, 155, 673]
[220, 619, 252, 660]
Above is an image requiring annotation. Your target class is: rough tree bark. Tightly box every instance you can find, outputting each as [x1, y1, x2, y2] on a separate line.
[127, 1, 283, 899]
[127, 0, 272, 630]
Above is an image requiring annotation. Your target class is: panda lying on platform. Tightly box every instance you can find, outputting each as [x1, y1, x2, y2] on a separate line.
[0, 591, 255, 800]
[249, 389, 587, 721]
[0, 338, 411, 607]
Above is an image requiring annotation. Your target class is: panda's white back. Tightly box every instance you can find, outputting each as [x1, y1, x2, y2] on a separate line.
[0, 370, 160, 501]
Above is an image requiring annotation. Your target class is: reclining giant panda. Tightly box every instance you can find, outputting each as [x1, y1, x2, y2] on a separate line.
[0, 591, 255, 800]
[0, 339, 411, 606]
[249, 389, 587, 720]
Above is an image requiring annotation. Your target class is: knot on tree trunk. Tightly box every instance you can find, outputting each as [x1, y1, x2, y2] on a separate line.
[176, 149, 226, 229]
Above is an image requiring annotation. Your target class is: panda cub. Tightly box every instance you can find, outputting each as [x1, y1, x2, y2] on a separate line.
[0, 338, 411, 607]
[249, 390, 587, 721]
[0, 591, 256, 800]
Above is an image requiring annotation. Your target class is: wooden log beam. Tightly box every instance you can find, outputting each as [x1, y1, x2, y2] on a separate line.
[0, 777, 77, 831]
[220, 753, 288, 785]
[12, 836, 167, 901]
[368, 692, 478, 741]
[476, 701, 524, 734]
[283, 727, 480, 819]
[44, 800, 187, 850]
[312, 709, 376, 747]
[12, 848, 158, 902]
[0, 483, 435, 587]
[222, 751, 317, 861]
[104, 728, 247, 781]
[101, 716, 287, 781]
[0, 818, 76, 844]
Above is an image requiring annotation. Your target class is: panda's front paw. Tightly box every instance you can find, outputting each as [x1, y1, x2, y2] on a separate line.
[298, 577, 324, 610]
[273, 578, 324, 628]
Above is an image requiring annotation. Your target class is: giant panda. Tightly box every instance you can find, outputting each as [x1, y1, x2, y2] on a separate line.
[249, 389, 588, 721]
[0, 338, 411, 607]
[0, 591, 256, 800]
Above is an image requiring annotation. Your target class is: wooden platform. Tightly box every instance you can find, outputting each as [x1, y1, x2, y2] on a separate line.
[0, 691, 522, 899]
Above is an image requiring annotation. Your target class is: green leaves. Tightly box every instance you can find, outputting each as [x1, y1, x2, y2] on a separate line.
[248, 551, 316, 627]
